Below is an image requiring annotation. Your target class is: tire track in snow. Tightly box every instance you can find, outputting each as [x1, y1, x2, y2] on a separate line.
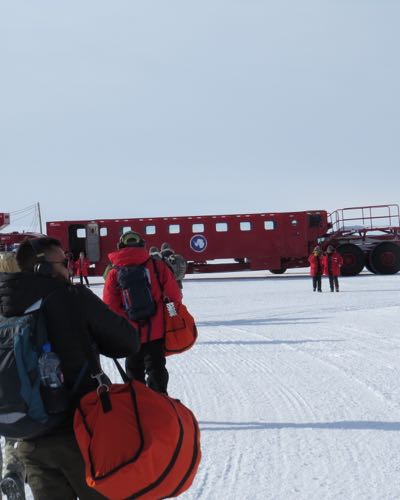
[182, 324, 332, 499]
[170, 335, 247, 499]
[192, 321, 390, 499]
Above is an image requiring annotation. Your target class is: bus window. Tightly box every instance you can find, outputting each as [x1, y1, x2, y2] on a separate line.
[192, 223, 204, 233]
[145, 225, 156, 235]
[169, 224, 180, 234]
[309, 214, 322, 228]
[216, 222, 228, 232]
[100, 227, 108, 237]
[77, 228, 86, 238]
[240, 221, 251, 231]
[264, 220, 276, 230]
[121, 226, 132, 234]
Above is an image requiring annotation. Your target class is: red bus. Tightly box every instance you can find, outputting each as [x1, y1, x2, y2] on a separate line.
[45, 209, 329, 276]
[3, 204, 400, 276]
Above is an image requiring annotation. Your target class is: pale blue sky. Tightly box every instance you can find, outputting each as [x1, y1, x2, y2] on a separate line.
[1, 1, 399, 229]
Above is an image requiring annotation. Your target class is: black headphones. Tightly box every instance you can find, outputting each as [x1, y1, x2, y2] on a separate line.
[28, 239, 54, 278]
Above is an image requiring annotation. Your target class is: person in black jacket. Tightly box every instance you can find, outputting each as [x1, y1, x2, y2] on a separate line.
[0, 237, 140, 500]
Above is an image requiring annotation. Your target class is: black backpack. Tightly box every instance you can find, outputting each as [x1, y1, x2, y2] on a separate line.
[116, 262, 157, 321]
[0, 299, 70, 439]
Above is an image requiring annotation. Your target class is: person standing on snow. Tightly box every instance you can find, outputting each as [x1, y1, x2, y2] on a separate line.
[323, 245, 343, 292]
[160, 242, 187, 291]
[74, 251, 90, 287]
[65, 251, 75, 283]
[308, 245, 324, 292]
[0, 237, 140, 500]
[103, 232, 181, 394]
[0, 252, 26, 500]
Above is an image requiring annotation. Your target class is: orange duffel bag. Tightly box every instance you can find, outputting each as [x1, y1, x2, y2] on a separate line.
[74, 363, 201, 500]
[163, 301, 198, 356]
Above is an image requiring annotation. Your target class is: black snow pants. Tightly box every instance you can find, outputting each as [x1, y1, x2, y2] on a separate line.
[125, 338, 169, 394]
[312, 275, 322, 292]
[328, 275, 339, 291]
[79, 274, 90, 287]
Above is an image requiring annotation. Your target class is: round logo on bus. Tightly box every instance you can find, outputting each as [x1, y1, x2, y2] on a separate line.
[190, 234, 207, 253]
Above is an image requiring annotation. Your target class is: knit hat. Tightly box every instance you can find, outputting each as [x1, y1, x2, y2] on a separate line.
[161, 242, 171, 252]
[118, 231, 145, 249]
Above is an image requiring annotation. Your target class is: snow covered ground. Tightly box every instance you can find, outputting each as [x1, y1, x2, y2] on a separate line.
[169, 271, 400, 500]
[11, 270, 400, 499]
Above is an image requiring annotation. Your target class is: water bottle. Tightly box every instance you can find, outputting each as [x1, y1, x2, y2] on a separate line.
[38, 343, 64, 388]
[38, 343, 69, 414]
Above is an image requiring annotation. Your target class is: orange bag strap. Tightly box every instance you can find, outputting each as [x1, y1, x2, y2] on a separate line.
[152, 259, 174, 335]
[73, 287, 112, 412]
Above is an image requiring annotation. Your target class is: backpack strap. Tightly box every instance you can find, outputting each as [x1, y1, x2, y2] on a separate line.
[26, 287, 66, 348]
[24, 286, 97, 402]
[152, 258, 168, 302]
[71, 286, 112, 412]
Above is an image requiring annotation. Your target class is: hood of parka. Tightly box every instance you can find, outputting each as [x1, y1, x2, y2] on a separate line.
[108, 246, 150, 267]
[0, 271, 68, 317]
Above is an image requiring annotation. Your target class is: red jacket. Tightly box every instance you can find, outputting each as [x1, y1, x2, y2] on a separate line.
[323, 252, 343, 277]
[75, 257, 90, 276]
[308, 253, 324, 276]
[103, 247, 181, 344]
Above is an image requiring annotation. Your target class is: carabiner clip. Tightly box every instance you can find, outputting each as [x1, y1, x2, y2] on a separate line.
[91, 371, 109, 395]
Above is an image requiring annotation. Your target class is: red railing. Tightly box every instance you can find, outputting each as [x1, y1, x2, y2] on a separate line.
[328, 205, 400, 233]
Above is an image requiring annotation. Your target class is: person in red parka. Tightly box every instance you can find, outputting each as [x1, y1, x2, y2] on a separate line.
[65, 250, 75, 283]
[103, 231, 181, 394]
[323, 245, 343, 292]
[308, 245, 323, 292]
[74, 251, 90, 287]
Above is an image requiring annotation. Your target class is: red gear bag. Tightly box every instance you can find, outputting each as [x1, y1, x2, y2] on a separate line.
[74, 377, 201, 500]
[163, 301, 198, 356]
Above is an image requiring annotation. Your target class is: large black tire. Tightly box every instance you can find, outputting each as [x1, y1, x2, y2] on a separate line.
[337, 244, 365, 276]
[369, 242, 400, 275]
[364, 254, 376, 274]
[269, 268, 286, 275]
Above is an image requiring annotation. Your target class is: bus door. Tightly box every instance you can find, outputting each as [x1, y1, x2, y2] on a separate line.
[68, 224, 86, 260]
[284, 214, 306, 256]
[68, 223, 100, 262]
[85, 223, 100, 262]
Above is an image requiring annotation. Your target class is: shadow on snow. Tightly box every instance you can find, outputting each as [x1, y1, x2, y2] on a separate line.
[198, 339, 342, 346]
[200, 420, 400, 431]
[197, 317, 324, 327]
